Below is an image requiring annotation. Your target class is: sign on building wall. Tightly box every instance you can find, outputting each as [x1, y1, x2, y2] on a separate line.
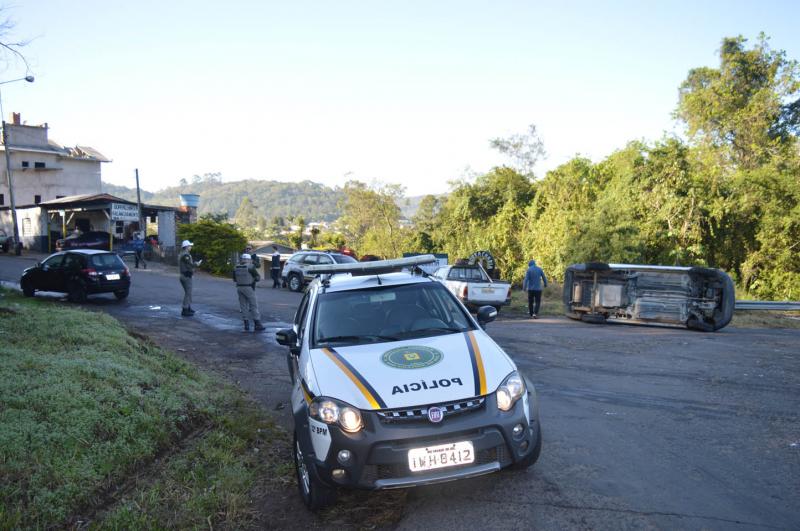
[111, 203, 139, 221]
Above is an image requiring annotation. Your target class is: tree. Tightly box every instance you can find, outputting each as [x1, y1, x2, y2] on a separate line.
[0, 11, 31, 71]
[489, 124, 547, 177]
[338, 181, 405, 258]
[677, 34, 800, 169]
[288, 216, 305, 249]
[178, 219, 247, 276]
[234, 197, 258, 230]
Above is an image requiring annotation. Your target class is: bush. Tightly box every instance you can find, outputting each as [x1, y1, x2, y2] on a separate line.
[178, 219, 247, 275]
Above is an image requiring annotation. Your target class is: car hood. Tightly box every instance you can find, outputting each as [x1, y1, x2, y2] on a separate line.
[308, 330, 515, 410]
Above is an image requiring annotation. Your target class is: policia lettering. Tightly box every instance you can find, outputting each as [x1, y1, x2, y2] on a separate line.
[392, 377, 463, 395]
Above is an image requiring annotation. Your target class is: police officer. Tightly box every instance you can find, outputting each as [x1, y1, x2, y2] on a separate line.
[179, 240, 201, 316]
[243, 244, 261, 269]
[270, 245, 281, 288]
[233, 253, 265, 332]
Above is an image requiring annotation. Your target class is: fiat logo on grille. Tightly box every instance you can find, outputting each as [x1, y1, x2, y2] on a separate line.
[427, 407, 444, 423]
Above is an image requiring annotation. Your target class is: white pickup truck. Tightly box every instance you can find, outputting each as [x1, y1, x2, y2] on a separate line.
[433, 264, 511, 312]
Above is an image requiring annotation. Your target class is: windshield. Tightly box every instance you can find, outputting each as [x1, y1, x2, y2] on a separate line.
[333, 254, 357, 264]
[313, 281, 474, 347]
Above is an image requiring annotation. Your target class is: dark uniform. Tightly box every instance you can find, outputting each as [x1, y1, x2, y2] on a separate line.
[244, 246, 261, 269]
[233, 256, 265, 331]
[179, 244, 199, 316]
[271, 249, 281, 288]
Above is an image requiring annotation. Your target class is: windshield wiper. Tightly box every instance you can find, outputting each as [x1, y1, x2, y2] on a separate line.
[398, 326, 465, 337]
[317, 334, 398, 345]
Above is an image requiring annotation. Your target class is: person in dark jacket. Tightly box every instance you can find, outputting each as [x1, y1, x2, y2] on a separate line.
[243, 244, 261, 269]
[270, 245, 281, 288]
[523, 259, 548, 318]
[132, 232, 147, 269]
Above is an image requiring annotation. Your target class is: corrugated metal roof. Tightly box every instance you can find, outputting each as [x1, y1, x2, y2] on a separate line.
[39, 193, 136, 207]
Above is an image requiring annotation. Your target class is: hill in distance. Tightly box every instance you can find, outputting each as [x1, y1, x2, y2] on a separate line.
[103, 178, 344, 222]
[103, 178, 441, 222]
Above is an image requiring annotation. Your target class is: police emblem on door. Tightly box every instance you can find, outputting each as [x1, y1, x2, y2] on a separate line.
[427, 406, 444, 423]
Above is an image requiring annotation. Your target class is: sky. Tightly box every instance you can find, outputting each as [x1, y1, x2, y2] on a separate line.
[2, 0, 799, 196]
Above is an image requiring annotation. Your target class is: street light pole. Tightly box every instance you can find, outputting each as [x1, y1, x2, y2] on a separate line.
[0, 75, 35, 255]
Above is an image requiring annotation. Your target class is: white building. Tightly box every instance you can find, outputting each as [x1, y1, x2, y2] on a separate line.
[0, 113, 110, 249]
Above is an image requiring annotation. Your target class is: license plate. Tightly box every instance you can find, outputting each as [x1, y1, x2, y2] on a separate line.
[106, 273, 120, 280]
[481, 288, 495, 294]
[408, 441, 474, 472]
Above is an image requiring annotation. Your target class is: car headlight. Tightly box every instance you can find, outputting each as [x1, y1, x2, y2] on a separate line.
[309, 397, 363, 433]
[496, 371, 525, 411]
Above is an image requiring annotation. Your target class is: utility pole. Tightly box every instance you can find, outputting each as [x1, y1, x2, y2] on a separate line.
[0, 75, 35, 255]
[135, 168, 143, 235]
[2, 119, 21, 255]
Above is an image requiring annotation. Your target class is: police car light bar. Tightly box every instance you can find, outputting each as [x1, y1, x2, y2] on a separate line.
[306, 254, 438, 276]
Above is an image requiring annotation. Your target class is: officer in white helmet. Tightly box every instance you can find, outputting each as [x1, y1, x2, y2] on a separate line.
[179, 240, 202, 316]
[233, 253, 265, 332]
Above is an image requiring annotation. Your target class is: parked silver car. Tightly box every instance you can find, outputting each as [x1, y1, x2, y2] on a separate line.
[281, 250, 357, 291]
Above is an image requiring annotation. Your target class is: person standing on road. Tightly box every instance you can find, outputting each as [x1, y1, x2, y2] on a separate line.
[523, 259, 548, 319]
[132, 232, 147, 269]
[179, 240, 202, 317]
[233, 254, 265, 332]
[270, 245, 281, 288]
[243, 244, 261, 269]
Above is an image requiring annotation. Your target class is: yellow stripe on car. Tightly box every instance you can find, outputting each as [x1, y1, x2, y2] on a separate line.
[322, 348, 383, 409]
[467, 331, 487, 395]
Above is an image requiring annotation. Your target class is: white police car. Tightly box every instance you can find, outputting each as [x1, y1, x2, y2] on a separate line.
[276, 255, 542, 510]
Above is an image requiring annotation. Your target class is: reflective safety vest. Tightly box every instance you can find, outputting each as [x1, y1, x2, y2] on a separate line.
[234, 264, 255, 286]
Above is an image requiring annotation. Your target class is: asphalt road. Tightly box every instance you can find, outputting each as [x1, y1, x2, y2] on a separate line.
[1, 253, 798, 530]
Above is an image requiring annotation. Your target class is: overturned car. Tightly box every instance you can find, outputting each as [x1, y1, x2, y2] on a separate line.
[563, 263, 735, 331]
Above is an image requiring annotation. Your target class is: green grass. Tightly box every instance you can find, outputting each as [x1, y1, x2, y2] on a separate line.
[0, 289, 290, 529]
[503, 283, 564, 317]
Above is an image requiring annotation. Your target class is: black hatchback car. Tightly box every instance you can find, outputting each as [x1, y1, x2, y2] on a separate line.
[20, 250, 131, 302]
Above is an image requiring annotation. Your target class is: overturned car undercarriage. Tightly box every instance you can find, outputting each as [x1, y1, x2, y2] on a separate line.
[563, 263, 735, 332]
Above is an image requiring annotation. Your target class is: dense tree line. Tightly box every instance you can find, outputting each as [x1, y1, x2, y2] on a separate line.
[408, 35, 798, 300]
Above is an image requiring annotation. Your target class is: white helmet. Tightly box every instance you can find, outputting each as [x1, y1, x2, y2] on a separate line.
[181, 240, 193, 248]
[241, 253, 252, 261]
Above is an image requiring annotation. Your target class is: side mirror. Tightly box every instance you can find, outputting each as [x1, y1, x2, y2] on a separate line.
[276, 328, 299, 354]
[477, 305, 498, 327]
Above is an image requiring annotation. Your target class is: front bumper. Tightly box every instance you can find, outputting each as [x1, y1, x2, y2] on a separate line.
[296, 388, 539, 490]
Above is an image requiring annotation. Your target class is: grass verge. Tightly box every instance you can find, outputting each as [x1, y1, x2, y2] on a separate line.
[504, 283, 564, 317]
[0, 288, 291, 529]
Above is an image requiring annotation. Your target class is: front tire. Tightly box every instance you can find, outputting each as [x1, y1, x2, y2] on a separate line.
[294, 431, 336, 511]
[288, 273, 303, 292]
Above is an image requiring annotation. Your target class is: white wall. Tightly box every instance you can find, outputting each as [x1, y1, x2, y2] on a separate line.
[0, 149, 101, 207]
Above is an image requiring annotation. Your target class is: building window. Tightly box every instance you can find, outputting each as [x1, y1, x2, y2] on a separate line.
[22, 218, 32, 237]
[34, 195, 42, 204]
[21, 161, 29, 168]
[0, 193, 4, 205]
[34, 162, 45, 169]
